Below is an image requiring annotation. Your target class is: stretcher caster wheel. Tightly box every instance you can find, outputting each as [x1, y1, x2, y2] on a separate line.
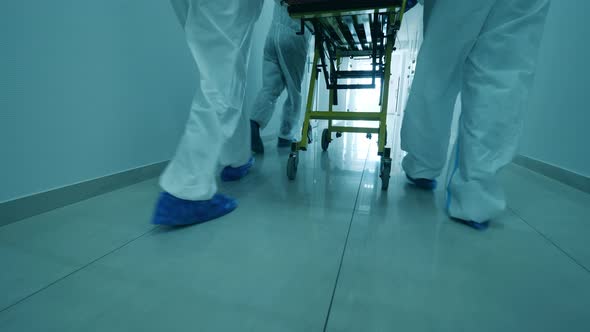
[380, 148, 392, 191]
[307, 126, 313, 144]
[336, 132, 343, 138]
[321, 129, 331, 151]
[367, 133, 372, 140]
[287, 153, 298, 180]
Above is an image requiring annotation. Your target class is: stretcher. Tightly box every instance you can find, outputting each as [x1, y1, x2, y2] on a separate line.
[284, 0, 410, 190]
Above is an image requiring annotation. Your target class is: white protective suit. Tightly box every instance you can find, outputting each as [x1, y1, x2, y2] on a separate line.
[250, 3, 311, 141]
[401, 0, 550, 222]
[161, 0, 264, 201]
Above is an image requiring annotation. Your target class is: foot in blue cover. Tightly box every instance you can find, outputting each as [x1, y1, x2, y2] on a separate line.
[406, 174, 437, 190]
[221, 157, 255, 182]
[451, 217, 490, 231]
[152, 192, 237, 226]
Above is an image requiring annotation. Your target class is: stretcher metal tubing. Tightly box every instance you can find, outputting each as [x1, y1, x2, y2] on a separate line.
[284, 0, 409, 190]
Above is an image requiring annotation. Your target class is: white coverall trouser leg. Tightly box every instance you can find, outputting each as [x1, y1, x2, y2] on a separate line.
[250, 23, 310, 141]
[160, 0, 263, 201]
[401, 0, 550, 222]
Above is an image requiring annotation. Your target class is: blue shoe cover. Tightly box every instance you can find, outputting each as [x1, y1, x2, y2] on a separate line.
[406, 174, 437, 190]
[152, 192, 237, 226]
[451, 217, 490, 231]
[221, 157, 255, 182]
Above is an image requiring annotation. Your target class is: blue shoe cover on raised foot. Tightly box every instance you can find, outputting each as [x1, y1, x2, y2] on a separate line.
[221, 157, 255, 182]
[451, 217, 490, 231]
[152, 192, 237, 226]
[406, 174, 437, 190]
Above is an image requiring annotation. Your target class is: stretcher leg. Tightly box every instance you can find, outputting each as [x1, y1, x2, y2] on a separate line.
[322, 89, 335, 151]
[379, 13, 396, 190]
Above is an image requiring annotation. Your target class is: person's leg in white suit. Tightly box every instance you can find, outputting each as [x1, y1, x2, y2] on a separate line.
[401, 0, 550, 229]
[275, 26, 310, 146]
[153, 0, 263, 226]
[249, 32, 288, 154]
[250, 4, 310, 153]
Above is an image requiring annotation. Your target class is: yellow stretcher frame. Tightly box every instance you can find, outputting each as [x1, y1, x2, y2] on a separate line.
[286, 1, 409, 190]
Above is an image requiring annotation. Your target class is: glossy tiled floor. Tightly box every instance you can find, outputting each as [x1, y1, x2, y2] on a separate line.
[1, 117, 590, 332]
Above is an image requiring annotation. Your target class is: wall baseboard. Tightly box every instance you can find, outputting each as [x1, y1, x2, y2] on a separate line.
[0, 161, 168, 227]
[2, 154, 587, 228]
[513, 155, 590, 195]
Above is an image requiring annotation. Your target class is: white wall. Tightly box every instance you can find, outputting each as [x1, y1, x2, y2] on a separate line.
[0, 0, 284, 203]
[520, 1, 590, 177]
[0, 0, 196, 202]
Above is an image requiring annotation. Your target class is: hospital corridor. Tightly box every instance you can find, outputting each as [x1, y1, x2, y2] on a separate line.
[1, 1, 590, 331]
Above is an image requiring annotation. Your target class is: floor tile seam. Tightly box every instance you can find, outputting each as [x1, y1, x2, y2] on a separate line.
[508, 207, 590, 274]
[322, 147, 371, 332]
[0, 226, 159, 315]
